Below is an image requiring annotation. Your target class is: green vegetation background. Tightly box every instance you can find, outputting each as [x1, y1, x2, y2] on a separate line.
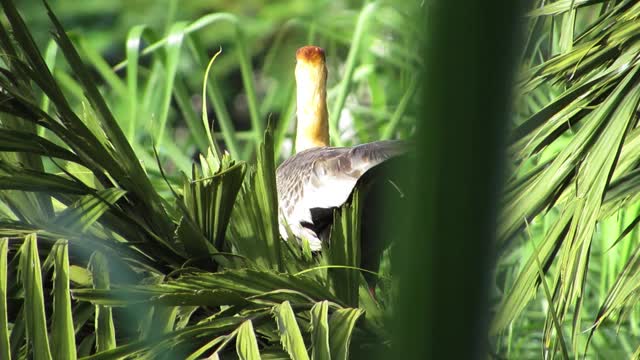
[2, 0, 640, 359]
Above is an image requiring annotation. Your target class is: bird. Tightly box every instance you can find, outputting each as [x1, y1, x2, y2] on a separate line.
[275, 45, 408, 252]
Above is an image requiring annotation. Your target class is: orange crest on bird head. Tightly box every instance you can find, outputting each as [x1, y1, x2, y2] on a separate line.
[296, 46, 326, 65]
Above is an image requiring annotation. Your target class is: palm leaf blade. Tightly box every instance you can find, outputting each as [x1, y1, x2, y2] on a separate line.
[273, 301, 309, 360]
[20, 234, 53, 360]
[236, 320, 261, 360]
[0, 238, 9, 360]
[51, 240, 77, 360]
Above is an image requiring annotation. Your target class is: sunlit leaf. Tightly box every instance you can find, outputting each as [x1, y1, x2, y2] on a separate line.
[328, 308, 363, 360]
[236, 320, 261, 360]
[89, 252, 116, 352]
[273, 301, 309, 360]
[0, 238, 9, 360]
[20, 234, 53, 360]
[51, 240, 77, 360]
[309, 301, 330, 360]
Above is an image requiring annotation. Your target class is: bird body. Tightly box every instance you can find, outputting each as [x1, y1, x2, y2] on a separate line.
[275, 45, 408, 250]
[276, 140, 407, 250]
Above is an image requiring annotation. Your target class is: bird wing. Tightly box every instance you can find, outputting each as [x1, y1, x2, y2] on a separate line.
[276, 140, 408, 245]
[301, 140, 407, 209]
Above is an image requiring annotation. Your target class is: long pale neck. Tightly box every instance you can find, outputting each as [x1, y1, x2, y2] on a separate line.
[295, 50, 329, 152]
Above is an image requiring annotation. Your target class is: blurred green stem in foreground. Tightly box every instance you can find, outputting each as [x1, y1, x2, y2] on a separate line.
[395, 1, 523, 359]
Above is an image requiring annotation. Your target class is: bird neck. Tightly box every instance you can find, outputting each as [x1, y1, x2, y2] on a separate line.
[295, 60, 329, 152]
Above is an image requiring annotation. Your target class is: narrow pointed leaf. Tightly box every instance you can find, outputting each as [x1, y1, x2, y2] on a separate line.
[230, 126, 281, 270]
[89, 252, 116, 352]
[155, 21, 187, 147]
[273, 301, 309, 360]
[328, 189, 362, 307]
[72, 287, 248, 307]
[491, 203, 574, 333]
[52, 188, 126, 233]
[51, 240, 76, 360]
[0, 238, 9, 360]
[310, 301, 331, 360]
[0, 129, 80, 162]
[20, 234, 53, 360]
[0, 161, 89, 195]
[328, 308, 363, 360]
[236, 320, 261, 360]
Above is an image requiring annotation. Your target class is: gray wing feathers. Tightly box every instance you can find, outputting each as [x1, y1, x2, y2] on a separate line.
[277, 140, 406, 193]
[348, 140, 409, 161]
[342, 140, 407, 174]
[275, 140, 409, 249]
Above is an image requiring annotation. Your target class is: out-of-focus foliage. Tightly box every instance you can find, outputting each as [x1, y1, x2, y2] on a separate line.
[19, 0, 419, 175]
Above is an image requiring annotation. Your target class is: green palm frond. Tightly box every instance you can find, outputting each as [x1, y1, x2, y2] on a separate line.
[0, 1, 402, 358]
[495, 0, 640, 357]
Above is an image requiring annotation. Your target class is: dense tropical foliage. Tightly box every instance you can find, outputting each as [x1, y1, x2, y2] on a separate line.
[0, 0, 417, 359]
[5, 0, 640, 358]
[494, 0, 640, 358]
